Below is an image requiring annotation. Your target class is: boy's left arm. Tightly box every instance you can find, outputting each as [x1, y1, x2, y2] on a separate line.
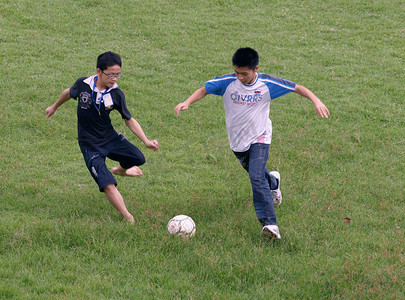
[294, 84, 330, 118]
[125, 118, 159, 151]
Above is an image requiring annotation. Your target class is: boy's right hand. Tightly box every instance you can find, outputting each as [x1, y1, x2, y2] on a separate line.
[174, 102, 190, 116]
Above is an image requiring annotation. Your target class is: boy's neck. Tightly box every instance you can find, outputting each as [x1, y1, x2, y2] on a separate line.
[249, 73, 257, 85]
[95, 78, 107, 91]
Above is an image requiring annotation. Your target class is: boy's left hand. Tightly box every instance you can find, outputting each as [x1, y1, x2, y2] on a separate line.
[146, 139, 159, 151]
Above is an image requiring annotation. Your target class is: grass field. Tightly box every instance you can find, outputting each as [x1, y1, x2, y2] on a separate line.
[1, 0, 404, 298]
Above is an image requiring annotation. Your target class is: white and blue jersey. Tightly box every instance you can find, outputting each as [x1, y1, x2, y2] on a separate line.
[205, 73, 296, 152]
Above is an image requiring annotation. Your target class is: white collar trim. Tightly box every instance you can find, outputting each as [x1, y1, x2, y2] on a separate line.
[83, 75, 118, 92]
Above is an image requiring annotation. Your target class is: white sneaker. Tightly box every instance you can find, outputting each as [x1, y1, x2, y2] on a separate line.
[261, 225, 281, 239]
[270, 171, 282, 205]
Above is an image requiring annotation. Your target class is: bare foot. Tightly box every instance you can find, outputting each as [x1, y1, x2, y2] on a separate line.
[125, 166, 143, 177]
[112, 165, 143, 177]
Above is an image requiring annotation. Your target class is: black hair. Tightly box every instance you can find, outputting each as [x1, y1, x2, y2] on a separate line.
[97, 51, 122, 71]
[232, 47, 259, 69]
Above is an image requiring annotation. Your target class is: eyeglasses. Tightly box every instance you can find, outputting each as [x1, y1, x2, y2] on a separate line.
[102, 71, 123, 79]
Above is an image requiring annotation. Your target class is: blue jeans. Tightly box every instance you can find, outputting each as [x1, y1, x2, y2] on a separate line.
[233, 143, 278, 226]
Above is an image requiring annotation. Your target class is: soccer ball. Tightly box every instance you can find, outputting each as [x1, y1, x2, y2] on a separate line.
[167, 215, 196, 237]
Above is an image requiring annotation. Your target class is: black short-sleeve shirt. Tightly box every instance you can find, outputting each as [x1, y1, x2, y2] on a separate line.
[69, 76, 132, 148]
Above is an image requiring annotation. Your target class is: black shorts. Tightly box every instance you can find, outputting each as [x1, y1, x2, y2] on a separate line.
[80, 134, 145, 192]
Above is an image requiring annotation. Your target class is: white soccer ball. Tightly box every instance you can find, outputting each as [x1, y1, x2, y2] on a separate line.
[167, 215, 196, 237]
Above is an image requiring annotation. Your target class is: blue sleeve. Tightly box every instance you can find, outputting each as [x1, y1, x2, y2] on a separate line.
[259, 73, 296, 100]
[205, 73, 237, 96]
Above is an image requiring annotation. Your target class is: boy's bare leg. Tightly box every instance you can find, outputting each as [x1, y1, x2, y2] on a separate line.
[111, 165, 143, 177]
[103, 184, 134, 224]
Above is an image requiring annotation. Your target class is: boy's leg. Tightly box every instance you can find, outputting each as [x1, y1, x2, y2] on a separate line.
[234, 144, 276, 226]
[247, 143, 277, 226]
[80, 147, 117, 191]
[80, 146, 134, 222]
[103, 184, 134, 224]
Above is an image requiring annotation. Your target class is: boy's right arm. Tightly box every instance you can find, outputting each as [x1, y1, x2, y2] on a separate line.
[46, 88, 71, 118]
[174, 87, 207, 116]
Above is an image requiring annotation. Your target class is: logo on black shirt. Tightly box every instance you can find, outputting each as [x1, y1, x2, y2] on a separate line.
[79, 92, 92, 109]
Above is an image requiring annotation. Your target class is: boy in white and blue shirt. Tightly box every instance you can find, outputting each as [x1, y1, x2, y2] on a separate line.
[175, 48, 329, 239]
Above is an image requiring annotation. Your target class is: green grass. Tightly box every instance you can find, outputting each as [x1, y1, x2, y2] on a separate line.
[1, 0, 404, 298]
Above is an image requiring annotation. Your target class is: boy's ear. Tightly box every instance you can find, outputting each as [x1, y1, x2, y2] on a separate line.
[254, 65, 259, 72]
[96, 68, 102, 76]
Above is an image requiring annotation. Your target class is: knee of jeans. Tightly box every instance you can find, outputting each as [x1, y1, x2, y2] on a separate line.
[249, 173, 264, 186]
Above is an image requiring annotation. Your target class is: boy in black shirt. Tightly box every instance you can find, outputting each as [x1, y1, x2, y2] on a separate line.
[46, 52, 159, 223]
